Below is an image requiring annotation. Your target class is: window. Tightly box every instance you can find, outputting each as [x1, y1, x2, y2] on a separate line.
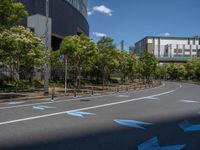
[192, 49, 197, 52]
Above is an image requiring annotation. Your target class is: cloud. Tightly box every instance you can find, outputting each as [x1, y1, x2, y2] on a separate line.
[163, 33, 171, 36]
[87, 8, 92, 16]
[93, 32, 107, 37]
[92, 5, 113, 16]
[88, 11, 92, 16]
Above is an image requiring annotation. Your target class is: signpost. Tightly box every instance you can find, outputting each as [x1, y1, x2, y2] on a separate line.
[64, 54, 68, 95]
[60, 54, 68, 95]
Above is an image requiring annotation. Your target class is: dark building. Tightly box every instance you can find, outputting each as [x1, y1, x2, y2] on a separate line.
[16, 0, 89, 50]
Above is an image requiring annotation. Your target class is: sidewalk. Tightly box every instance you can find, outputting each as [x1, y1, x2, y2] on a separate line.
[0, 82, 161, 103]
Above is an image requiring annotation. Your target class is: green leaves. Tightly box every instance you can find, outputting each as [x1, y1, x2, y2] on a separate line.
[139, 52, 158, 82]
[60, 35, 97, 87]
[60, 35, 97, 72]
[0, 0, 28, 29]
[0, 26, 45, 80]
[185, 57, 200, 80]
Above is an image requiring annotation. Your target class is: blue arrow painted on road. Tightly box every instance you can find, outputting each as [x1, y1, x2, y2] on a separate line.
[32, 105, 55, 111]
[67, 111, 95, 117]
[179, 120, 200, 132]
[114, 119, 154, 130]
[138, 137, 185, 150]
[144, 96, 159, 100]
[178, 100, 199, 103]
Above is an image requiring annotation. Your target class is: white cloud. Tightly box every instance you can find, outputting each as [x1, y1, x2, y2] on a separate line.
[93, 32, 107, 37]
[163, 33, 171, 36]
[88, 11, 92, 16]
[93, 5, 113, 16]
[87, 8, 92, 16]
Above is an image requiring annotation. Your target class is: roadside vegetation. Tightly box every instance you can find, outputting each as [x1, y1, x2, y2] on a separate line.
[156, 58, 200, 82]
[0, 0, 199, 93]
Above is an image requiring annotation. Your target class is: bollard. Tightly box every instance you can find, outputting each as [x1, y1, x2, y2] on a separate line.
[74, 88, 77, 98]
[117, 86, 119, 93]
[51, 86, 55, 100]
[91, 86, 94, 95]
[126, 85, 129, 92]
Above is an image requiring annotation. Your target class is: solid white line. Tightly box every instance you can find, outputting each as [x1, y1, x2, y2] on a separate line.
[0, 83, 166, 110]
[0, 89, 175, 126]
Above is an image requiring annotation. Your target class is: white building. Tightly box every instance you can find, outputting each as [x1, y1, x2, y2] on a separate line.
[133, 36, 200, 60]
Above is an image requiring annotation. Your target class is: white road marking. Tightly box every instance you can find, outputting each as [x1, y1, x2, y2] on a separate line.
[0, 83, 166, 110]
[0, 89, 175, 126]
[6, 101, 26, 105]
[178, 100, 199, 103]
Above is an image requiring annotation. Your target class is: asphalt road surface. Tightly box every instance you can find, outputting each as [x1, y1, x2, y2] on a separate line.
[0, 82, 200, 150]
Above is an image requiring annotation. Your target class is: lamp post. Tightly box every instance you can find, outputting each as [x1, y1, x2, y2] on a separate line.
[44, 0, 50, 95]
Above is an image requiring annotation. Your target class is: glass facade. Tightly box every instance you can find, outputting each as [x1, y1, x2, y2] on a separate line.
[65, 0, 87, 18]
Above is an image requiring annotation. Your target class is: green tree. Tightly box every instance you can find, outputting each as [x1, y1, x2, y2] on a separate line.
[0, 26, 45, 82]
[60, 35, 97, 88]
[96, 37, 119, 85]
[0, 0, 28, 29]
[156, 64, 169, 80]
[117, 50, 136, 82]
[185, 58, 200, 80]
[50, 50, 65, 81]
[139, 51, 158, 83]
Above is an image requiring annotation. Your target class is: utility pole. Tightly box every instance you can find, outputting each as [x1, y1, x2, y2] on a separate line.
[121, 40, 124, 51]
[44, 0, 50, 95]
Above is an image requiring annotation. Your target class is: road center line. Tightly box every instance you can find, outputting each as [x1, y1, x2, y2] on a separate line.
[0, 89, 175, 126]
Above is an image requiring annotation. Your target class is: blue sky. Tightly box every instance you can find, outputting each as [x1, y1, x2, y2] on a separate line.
[87, 0, 200, 50]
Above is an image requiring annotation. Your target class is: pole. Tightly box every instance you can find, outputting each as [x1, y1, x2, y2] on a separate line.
[44, 0, 50, 95]
[121, 40, 124, 51]
[65, 58, 67, 94]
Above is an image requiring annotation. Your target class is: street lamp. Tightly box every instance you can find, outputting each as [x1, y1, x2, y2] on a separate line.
[44, 0, 50, 95]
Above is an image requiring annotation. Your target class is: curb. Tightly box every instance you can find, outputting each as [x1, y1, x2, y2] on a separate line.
[0, 83, 162, 103]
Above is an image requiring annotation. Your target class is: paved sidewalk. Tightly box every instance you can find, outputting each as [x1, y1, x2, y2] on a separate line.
[0, 82, 161, 103]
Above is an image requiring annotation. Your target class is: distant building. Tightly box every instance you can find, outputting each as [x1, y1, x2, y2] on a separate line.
[132, 36, 200, 62]
[16, 0, 89, 50]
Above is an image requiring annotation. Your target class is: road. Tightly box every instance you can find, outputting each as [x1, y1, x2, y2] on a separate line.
[0, 82, 199, 150]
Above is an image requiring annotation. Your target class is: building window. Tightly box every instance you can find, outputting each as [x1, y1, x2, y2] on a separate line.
[192, 49, 197, 52]
[198, 49, 200, 57]
[188, 39, 190, 45]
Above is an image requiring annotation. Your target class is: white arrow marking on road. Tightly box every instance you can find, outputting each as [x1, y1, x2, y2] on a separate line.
[114, 119, 154, 130]
[138, 137, 185, 150]
[6, 101, 25, 105]
[67, 111, 95, 117]
[117, 94, 129, 98]
[32, 105, 55, 111]
[0, 89, 175, 126]
[178, 100, 199, 103]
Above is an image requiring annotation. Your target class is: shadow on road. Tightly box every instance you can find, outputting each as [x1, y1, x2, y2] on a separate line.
[3, 114, 200, 150]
